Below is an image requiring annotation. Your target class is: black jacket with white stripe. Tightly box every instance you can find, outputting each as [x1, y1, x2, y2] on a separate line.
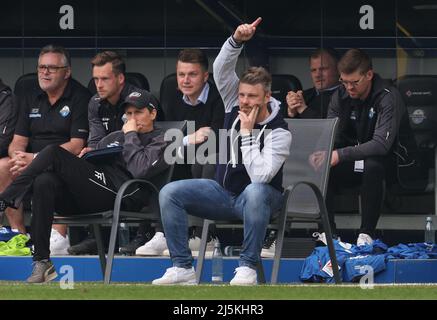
[327, 74, 405, 162]
[94, 126, 168, 210]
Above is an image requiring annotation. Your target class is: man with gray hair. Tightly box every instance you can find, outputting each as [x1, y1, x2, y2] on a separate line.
[0, 89, 168, 283]
[0, 44, 90, 254]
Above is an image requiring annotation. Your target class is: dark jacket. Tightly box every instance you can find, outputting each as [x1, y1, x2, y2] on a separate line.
[164, 83, 224, 132]
[327, 74, 405, 162]
[0, 80, 16, 157]
[213, 36, 292, 195]
[287, 86, 339, 119]
[215, 104, 289, 195]
[95, 127, 169, 210]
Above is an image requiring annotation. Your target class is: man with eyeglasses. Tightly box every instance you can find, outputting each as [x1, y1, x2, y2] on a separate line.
[321, 48, 405, 247]
[0, 89, 169, 283]
[0, 44, 90, 256]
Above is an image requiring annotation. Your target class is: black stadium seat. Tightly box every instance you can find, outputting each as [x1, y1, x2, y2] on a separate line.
[14, 73, 91, 100]
[14, 73, 39, 97]
[396, 75, 437, 151]
[87, 72, 150, 95]
[159, 73, 179, 119]
[271, 74, 303, 117]
[395, 75, 437, 194]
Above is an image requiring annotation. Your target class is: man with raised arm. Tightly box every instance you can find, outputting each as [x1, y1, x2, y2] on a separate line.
[152, 18, 291, 285]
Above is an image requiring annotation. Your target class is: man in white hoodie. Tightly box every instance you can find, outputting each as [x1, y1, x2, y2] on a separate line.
[152, 17, 291, 286]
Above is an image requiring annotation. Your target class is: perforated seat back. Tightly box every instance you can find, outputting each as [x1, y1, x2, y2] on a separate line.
[283, 118, 338, 215]
[271, 74, 303, 117]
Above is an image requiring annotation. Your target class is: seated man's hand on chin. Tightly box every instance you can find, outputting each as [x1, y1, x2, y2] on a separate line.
[239, 105, 260, 136]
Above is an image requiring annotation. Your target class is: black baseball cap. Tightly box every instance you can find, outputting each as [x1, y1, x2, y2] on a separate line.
[121, 90, 157, 111]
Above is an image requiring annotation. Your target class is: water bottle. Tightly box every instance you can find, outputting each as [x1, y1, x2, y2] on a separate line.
[224, 246, 242, 257]
[119, 223, 130, 252]
[425, 216, 435, 244]
[211, 240, 223, 284]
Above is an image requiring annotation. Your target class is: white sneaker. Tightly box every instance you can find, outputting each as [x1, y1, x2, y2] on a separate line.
[261, 240, 276, 258]
[357, 233, 373, 246]
[49, 228, 70, 256]
[189, 236, 201, 253]
[230, 266, 257, 285]
[135, 232, 168, 256]
[312, 232, 327, 245]
[152, 266, 196, 285]
[162, 237, 215, 258]
[312, 232, 341, 245]
[190, 237, 215, 258]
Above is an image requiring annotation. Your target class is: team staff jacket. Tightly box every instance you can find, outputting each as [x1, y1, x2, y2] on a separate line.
[327, 74, 405, 162]
[14, 78, 90, 152]
[95, 127, 169, 209]
[213, 36, 292, 195]
[0, 80, 17, 157]
[87, 83, 160, 148]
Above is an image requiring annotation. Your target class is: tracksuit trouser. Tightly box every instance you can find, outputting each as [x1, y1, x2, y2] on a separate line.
[1, 145, 118, 261]
[325, 156, 387, 238]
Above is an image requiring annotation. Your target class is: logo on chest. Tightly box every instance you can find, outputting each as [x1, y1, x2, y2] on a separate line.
[101, 117, 110, 131]
[29, 108, 41, 118]
[59, 105, 71, 117]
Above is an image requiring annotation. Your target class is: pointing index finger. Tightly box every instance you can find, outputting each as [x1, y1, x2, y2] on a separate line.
[251, 17, 262, 28]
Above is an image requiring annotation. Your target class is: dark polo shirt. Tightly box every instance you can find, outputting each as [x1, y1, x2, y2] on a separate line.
[14, 78, 90, 152]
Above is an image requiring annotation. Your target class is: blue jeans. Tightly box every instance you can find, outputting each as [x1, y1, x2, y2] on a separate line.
[159, 179, 284, 269]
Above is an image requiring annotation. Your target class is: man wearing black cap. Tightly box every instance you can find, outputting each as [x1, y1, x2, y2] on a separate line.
[70, 50, 161, 255]
[0, 89, 169, 283]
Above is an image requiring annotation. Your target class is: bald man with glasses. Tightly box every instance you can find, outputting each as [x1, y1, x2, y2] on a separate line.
[0, 44, 90, 254]
[320, 48, 405, 247]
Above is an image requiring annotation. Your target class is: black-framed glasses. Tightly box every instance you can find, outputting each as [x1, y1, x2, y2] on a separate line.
[339, 75, 365, 88]
[37, 64, 68, 74]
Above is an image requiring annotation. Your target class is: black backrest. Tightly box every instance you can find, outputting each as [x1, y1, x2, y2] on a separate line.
[88, 72, 150, 95]
[14, 73, 91, 98]
[14, 73, 39, 97]
[396, 75, 437, 149]
[271, 74, 303, 117]
[159, 73, 216, 119]
[159, 73, 178, 118]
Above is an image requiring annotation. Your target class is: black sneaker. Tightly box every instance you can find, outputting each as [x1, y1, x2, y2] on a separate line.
[67, 238, 98, 255]
[0, 198, 15, 212]
[26, 260, 57, 283]
[261, 230, 277, 258]
[119, 233, 149, 255]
